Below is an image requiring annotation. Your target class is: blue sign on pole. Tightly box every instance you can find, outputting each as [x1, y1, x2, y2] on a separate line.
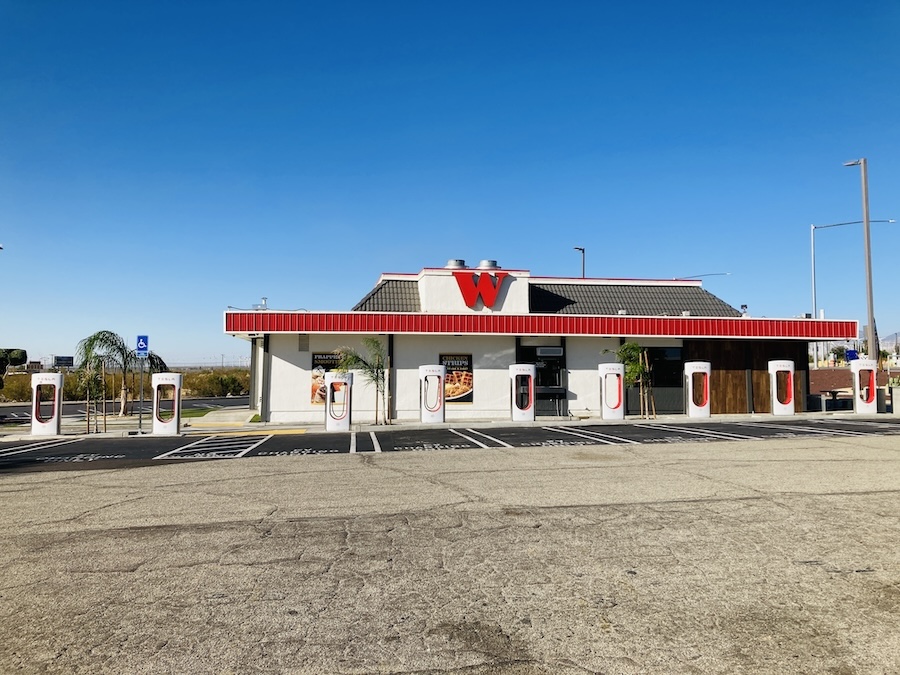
[137, 335, 149, 358]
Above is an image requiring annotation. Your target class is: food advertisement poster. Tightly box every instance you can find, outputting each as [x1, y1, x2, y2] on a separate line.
[311, 353, 342, 404]
[440, 354, 473, 403]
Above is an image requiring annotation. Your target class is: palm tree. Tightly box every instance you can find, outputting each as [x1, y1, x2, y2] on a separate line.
[76, 330, 168, 416]
[334, 337, 390, 424]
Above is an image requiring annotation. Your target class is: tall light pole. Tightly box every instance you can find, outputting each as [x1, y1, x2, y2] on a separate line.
[810, 217, 894, 367]
[844, 158, 877, 359]
[574, 247, 585, 278]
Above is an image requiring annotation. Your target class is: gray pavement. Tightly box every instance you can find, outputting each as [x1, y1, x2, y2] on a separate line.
[1, 432, 899, 673]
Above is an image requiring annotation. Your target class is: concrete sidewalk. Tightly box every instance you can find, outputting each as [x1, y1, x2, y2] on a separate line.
[0, 434, 898, 673]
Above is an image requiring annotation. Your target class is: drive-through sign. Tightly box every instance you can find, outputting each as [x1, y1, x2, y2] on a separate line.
[137, 335, 149, 359]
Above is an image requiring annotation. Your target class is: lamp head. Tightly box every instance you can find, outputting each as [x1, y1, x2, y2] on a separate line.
[843, 159, 862, 167]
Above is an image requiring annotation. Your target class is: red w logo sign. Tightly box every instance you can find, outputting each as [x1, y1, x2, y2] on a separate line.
[452, 271, 509, 308]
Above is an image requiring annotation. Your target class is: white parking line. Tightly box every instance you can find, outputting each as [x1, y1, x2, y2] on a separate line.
[734, 421, 867, 437]
[370, 431, 382, 452]
[0, 437, 85, 458]
[814, 419, 900, 430]
[350, 432, 357, 453]
[542, 427, 619, 445]
[465, 429, 513, 447]
[636, 423, 759, 441]
[449, 429, 490, 448]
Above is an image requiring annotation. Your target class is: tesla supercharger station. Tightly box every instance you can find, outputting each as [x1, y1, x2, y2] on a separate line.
[509, 364, 536, 422]
[598, 363, 625, 420]
[152, 372, 183, 435]
[684, 361, 711, 418]
[767, 360, 795, 416]
[31, 372, 63, 436]
[325, 371, 353, 431]
[850, 359, 878, 415]
[419, 365, 446, 424]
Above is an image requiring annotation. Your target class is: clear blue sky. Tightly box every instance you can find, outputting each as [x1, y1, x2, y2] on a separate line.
[2, 1, 899, 365]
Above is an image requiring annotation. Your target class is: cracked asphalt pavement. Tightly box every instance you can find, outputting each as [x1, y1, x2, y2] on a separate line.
[1, 435, 898, 673]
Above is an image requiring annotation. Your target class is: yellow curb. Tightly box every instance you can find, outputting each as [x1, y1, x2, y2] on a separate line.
[187, 422, 245, 428]
[190, 428, 309, 437]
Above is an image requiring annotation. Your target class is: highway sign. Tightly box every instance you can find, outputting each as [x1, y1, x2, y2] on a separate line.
[136, 335, 149, 359]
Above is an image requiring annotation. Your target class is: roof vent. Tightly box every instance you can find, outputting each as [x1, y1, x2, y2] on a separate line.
[445, 259, 467, 269]
[617, 309, 627, 315]
[477, 259, 499, 269]
[681, 310, 691, 317]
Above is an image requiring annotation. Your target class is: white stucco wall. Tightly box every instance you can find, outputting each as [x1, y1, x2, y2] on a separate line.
[261, 332, 685, 425]
[392, 335, 517, 421]
[564, 336, 620, 417]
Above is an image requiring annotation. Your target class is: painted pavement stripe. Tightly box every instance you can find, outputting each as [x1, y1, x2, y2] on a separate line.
[449, 429, 490, 448]
[234, 435, 273, 458]
[636, 423, 759, 441]
[350, 432, 357, 453]
[734, 421, 867, 437]
[542, 427, 618, 445]
[0, 437, 85, 457]
[564, 427, 640, 444]
[465, 429, 514, 447]
[370, 431, 382, 452]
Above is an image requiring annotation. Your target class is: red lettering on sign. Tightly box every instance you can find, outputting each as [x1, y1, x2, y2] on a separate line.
[452, 271, 509, 308]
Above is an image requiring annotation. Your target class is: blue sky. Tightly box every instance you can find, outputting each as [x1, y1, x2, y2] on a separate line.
[2, 1, 899, 365]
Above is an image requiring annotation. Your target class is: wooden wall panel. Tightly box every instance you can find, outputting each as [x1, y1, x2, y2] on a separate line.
[684, 340, 808, 414]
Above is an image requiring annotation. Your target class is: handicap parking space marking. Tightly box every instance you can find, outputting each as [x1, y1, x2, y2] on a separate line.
[0, 437, 85, 458]
[153, 434, 273, 460]
[635, 423, 760, 442]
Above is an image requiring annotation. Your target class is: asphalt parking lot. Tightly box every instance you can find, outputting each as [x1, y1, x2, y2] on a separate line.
[1, 416, 899, 471]
[0, 429, 898, 674]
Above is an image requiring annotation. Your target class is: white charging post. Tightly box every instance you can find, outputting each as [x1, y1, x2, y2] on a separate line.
[767, 360, 795, 416]
[325, 372, 353, 431]
[684, 361, 711, 418]
[598, 362, 625, 420]
[509, 364, 536, 422]
[850, 359, 878, 415]
[419, 365, 446, 424]
[152, 373, 183, 435]
[31, 372, 64, 436]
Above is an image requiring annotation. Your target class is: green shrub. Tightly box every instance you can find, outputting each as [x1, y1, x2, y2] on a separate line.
[182, 368, 250, 397]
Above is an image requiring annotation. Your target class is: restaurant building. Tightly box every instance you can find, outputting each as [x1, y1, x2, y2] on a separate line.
[224, 259, 857, 424]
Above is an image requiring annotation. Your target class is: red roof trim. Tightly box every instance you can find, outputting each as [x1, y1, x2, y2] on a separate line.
[224, 312, 857, 340]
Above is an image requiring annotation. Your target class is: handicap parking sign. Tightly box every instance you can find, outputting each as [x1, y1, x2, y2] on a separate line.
[137, 335, 149, 358]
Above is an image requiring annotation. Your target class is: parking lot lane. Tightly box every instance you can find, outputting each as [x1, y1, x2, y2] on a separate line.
[0, 437, 85, 459]
[735, 421, 868, 437]
[636, 423, 760, 442]
[810, 418, 900, 434]
[374, 428, 482, 452]
[246, 432, 351, 458]
[462, 429, 513, 448]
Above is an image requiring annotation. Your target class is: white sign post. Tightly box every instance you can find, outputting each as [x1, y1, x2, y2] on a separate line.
[137, 335, 149, 432]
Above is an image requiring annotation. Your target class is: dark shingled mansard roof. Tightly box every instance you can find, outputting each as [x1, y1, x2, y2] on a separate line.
[354, 278, 740, 317]
[353, 280, 421, 312]
[529, 283, 742, 317]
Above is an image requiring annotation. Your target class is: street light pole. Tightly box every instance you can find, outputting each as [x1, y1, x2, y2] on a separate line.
[574, 247, 585, 278]
[844, 159, 877, 359]
[810, 216, 894, 366]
